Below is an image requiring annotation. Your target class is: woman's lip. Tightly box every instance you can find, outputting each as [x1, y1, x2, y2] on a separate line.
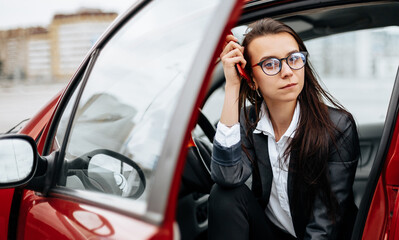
[281, 83, 297, 89]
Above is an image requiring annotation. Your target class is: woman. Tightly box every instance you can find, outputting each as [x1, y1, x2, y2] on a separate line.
[208, 18, 360, 240]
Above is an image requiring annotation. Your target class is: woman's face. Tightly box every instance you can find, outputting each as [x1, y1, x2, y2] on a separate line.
[248, 32, 305, 105]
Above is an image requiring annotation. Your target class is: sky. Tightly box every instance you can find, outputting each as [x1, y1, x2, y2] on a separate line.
[0, 0, 136, 30]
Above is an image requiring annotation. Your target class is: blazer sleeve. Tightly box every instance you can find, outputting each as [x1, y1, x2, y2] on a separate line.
[304, 112, 360, 240]
[210, 109, 255, 188]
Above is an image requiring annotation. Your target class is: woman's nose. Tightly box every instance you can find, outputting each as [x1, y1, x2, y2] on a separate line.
[280, 60, 293, 78]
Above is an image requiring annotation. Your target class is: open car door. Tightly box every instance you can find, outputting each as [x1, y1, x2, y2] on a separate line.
[355, 68, 399, 240]
[0, 0, 245, 239]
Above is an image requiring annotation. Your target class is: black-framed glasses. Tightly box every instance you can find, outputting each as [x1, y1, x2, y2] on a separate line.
[252, 51, 308, 76]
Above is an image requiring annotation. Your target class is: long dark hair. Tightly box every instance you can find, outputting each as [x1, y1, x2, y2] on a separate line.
[239, 18, 352, 220]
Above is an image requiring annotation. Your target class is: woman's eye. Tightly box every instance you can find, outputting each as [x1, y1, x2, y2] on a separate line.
[264, 59, 279, 69]
[289, 56, 299, 63]
[264, 62, 274, 69]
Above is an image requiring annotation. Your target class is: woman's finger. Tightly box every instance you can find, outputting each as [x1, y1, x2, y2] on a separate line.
[223, 56, 246, 68]
[222, 34, 238, 48]
[224, 34, 238, 45]
[222, 48, 245, 63]
[221, 41, 244, 58]
[222, 56, 247, 84]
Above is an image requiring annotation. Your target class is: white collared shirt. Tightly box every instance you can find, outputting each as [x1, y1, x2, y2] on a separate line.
[214, 101, 300, 237]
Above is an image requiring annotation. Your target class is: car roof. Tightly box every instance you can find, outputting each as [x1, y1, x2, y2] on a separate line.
[278, 2, 399, 40]
[241, 1, 399, 38]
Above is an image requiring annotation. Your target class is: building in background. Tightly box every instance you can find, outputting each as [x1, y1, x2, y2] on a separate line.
[50, 9, 117, 81]
[0, 28, 30, 81]
[0, 8, 117, 84]
[27, 27, 51, 82]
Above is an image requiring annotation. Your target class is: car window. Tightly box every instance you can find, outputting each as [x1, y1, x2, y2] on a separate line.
[53, 0, 222, 212]
[305, 26, 399, 125]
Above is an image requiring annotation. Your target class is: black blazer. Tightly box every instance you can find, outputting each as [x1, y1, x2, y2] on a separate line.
[211, 106, 360, 240]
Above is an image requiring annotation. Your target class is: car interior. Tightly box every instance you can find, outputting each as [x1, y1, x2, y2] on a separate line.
[176, 2, 399, 240]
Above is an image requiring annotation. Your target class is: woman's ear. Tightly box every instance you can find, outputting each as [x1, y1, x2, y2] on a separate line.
[251, 77, 262, 98]
[251, 76, 259, 90]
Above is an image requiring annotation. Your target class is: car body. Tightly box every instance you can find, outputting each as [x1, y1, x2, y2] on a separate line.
[1, 0, 399, 239]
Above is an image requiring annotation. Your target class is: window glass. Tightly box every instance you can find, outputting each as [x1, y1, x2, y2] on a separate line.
[53, 81, 83, 151]
[305, 26, 399, 124]
[54, 0, 222, 212]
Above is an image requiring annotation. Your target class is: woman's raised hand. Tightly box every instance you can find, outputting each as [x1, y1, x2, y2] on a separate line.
[220, 34, 246, 88]
[219, 34, 244, 126]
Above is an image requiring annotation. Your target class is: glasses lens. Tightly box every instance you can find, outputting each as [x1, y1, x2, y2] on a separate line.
[288, 52, 306, 69]
[262, 58, 280, 75]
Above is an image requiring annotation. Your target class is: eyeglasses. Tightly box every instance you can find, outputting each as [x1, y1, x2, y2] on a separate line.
[252, 51, 307, 76]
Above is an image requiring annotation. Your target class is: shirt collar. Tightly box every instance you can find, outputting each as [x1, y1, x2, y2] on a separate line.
[253, 101, 300, 140]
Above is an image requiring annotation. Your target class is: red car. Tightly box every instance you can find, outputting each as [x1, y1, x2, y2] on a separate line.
[1, 0, 399, 239]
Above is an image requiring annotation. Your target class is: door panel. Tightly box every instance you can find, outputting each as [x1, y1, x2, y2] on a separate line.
[383, 91, 399, 239]
[385, 122, 399, 186]
[389, 186, 399, 239]
[360, 68, 399, 239]
[0, 189, 13, 239]
[362, 179, 387, 240]
[354, 123, 384, 206]
[18, 191, 158, 239]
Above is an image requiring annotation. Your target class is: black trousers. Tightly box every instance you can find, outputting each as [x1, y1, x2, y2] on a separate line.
[208, 184, 297, 240]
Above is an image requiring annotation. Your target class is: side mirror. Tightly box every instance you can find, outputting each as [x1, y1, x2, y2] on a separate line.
[66, 149, 146, 199]
[0, 134, 38, 188]
[88, 152, 146, 198]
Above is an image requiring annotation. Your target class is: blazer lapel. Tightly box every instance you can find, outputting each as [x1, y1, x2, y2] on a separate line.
[288, 149, 301, 237]
[252, 132, 273, 208]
